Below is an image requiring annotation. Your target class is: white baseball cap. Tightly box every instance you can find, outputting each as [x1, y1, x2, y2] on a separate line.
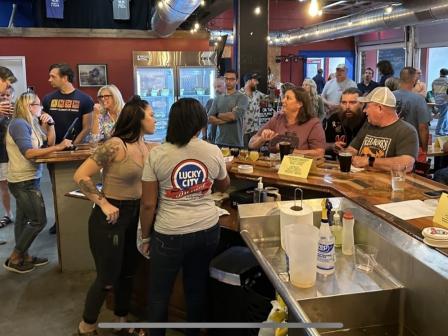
[357, 86, 396, 108]
[336, 64, 347, 70]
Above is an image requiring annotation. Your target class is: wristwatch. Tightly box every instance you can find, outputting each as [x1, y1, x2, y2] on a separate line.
[368, 156, 375, 167]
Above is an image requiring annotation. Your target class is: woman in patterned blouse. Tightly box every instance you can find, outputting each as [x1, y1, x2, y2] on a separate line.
[91, 84, 125, 141]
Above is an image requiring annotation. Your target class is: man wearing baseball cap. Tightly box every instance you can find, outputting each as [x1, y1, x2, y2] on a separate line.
[346, 86, 418, 172]
[321, 64, 357, 115]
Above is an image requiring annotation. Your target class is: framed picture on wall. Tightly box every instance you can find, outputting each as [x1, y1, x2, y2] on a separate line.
[77, 64, 108, 87]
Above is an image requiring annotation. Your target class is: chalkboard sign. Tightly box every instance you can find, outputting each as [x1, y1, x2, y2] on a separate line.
[378, 48, 405, 77]
[259, 106, 275, 127]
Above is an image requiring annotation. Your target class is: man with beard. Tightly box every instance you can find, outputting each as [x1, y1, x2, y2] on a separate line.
[240, 72, 267, 147]
[323, 88, 366, 159]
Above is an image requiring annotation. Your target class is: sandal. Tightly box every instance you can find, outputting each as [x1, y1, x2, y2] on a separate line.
[0, 216, 12, 228]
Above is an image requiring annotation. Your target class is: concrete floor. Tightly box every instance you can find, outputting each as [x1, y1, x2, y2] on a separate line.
[0, 169, 183, 336]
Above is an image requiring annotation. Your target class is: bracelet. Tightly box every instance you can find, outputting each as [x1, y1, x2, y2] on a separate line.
[141, 237, 151, 244]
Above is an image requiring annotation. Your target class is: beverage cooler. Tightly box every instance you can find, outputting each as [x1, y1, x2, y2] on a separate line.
[133, 51, 217, 142]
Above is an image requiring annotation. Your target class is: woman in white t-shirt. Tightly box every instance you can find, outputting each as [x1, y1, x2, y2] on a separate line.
[140, 98, 230, 336]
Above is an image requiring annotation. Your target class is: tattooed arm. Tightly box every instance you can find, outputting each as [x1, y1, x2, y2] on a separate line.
[73, 139, 122, 223]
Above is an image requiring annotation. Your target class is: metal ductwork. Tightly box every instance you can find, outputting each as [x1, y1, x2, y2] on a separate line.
[210, 0, 448, 45]
[151, 0, 201, 37]
[281, 0, 448, 45]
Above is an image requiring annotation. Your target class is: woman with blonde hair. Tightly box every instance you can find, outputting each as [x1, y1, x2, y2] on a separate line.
[91, 84, 125, 141]
[3, 92, 71, 273]
[302, 78, 325, 120]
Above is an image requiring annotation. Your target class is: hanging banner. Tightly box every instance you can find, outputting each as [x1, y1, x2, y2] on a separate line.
[46, 0, 64, 19]
[113, 0, 131, 20]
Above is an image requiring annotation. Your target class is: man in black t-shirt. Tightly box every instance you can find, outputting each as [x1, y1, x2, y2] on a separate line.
[323, 87, 366, 159]
[357, 67, 379, 96]
[42, 63, 93, 144]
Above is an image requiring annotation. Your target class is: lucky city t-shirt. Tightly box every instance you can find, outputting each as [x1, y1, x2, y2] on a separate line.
[142, 138, 227, 235]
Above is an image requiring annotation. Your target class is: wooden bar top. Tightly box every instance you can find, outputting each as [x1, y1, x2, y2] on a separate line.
[230, 161, 448, 256]
[35, 147, 91, 163]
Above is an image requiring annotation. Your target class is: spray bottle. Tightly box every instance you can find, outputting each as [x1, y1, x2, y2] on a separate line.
[317, 199, 335, 275]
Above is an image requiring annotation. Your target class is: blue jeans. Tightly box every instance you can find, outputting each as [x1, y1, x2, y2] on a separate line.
[8, 179, 47, 255]
[436, 103, 448, 135]
[148, 224, 220, 336]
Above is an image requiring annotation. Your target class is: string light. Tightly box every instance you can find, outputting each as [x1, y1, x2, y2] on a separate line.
[194, 22, 200, 30]
[385, 6, 393, 14]
[200, 0, 206, 6]
[254, 6, 261, 15]
[157, 1, 163, 9]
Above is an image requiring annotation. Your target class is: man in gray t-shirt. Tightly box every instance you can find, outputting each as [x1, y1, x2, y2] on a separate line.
[393, 67, 431, 159]
[208, 70, 249, 147]
[347, 87, 418, 172]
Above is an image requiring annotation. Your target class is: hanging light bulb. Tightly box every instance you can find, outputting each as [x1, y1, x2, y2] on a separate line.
[309, 0, 320, 17]
[157, 1, 163, 9]
[190, 28, 195, 34]
[200, 0, 206, 7]
[194, 22, 200, 30]
[254, 6, 261, 15]
[385, 6, 393, 14]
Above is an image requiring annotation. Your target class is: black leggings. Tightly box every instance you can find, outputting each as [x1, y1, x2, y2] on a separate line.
[82, 198, 140, 324]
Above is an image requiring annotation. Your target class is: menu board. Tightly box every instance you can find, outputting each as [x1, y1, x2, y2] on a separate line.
[378, 48, 405, 76]
[259, 106, 275, 127]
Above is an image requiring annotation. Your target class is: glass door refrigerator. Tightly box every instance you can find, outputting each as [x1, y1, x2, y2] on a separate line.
[133, 51, 217, 142]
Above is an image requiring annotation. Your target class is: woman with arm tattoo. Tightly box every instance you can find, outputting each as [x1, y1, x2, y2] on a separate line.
[74, 96, 156, 336]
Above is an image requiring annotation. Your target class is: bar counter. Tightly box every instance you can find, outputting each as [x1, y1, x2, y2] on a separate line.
[230, 160, 448, 256]
[35, 148, 94, 271]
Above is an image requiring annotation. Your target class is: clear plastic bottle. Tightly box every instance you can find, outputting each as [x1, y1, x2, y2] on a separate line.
[331, 211, 343, 248]
[317, 199, 335, 275]
[342, 211, 355, 255]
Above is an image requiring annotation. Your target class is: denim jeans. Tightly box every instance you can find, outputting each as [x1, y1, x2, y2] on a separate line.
[148, 224, 220, 336]
[82, 198, 140, 324]
[436, 103, 448, 135]
[8, 179, 47, 255]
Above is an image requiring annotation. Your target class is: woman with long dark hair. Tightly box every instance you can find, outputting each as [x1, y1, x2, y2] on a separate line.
[249, 87, 325, 157]
[74, 96, 156, 335]
[140, 98, 230, 336]
[377, 60, 394, 87]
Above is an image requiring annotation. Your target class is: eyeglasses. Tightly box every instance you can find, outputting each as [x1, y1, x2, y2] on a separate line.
[30, 103, 43, 107]
[98, 94, 112, 99]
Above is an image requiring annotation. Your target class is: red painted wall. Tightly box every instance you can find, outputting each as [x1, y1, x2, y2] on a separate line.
[0, 37, 210, 100]
[280, 38, 355, 85]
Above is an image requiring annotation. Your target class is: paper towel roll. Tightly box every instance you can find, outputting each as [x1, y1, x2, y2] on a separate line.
[280, 203, 314, 250]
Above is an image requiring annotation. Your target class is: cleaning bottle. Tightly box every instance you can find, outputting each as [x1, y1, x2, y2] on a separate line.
[317, 199, 335, 275]
[342, 210, 355, 255]
[253, 177, 266, 203]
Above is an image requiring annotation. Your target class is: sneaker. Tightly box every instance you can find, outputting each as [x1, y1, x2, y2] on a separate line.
[30, 256, 49, 267]
[3, 258, 35, 274]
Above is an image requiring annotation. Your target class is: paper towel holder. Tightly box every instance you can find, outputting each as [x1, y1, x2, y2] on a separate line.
[291, 188, 304, 211]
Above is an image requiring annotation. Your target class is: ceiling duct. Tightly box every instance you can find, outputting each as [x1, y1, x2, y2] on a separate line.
[210, 0, 448, 45]
[282, 0, 448, 45]
[151, 0, 202, 37]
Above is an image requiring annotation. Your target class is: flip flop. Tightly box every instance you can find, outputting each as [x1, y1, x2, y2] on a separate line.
[0, 216, 12, 228]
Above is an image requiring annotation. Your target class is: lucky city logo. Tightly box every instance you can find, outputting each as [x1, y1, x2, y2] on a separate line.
[166, 160, 212, 199]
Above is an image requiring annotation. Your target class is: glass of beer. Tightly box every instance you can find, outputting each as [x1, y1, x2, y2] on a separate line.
[230, 147, 240, 157]
[338, 152, 353, 173]
[221, 147, 230, 157]
[249, 150, 260, 162]
[279, 141, 292, 161]
[239, 149, 249, 160]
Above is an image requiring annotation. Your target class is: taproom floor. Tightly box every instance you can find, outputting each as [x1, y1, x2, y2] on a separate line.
[0, 169, 183, 336]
